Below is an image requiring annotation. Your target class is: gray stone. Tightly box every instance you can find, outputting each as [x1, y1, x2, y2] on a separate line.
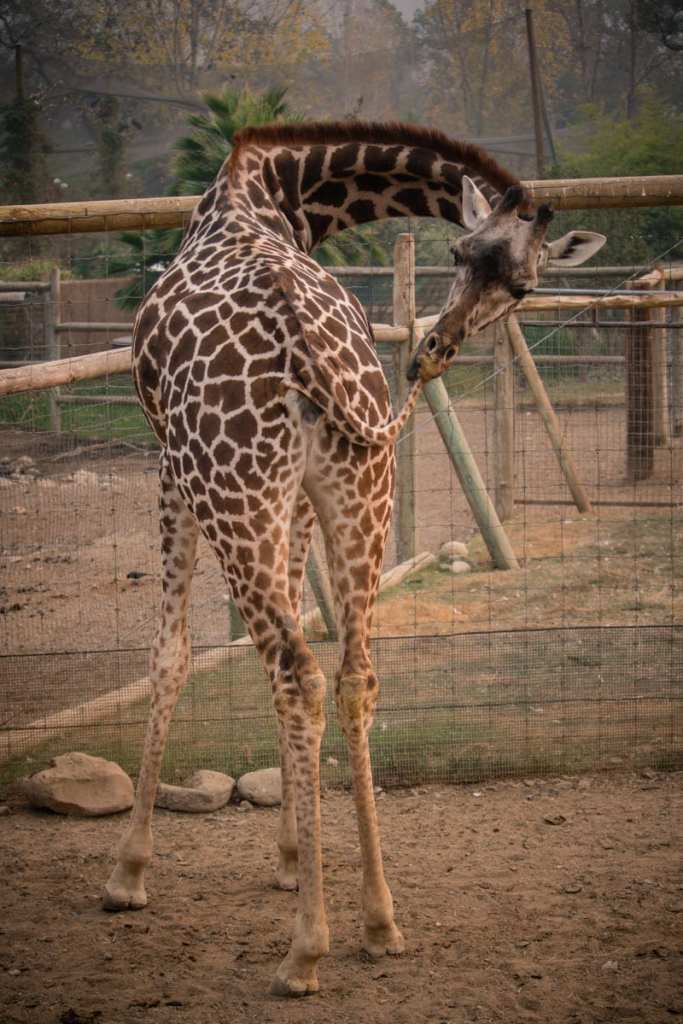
[439, 540, 468, 560]
[445, 560, 471, 575]
[236, 767, 282, 807]
[18, 752, 133, 816]
[155, 770, 235, 813]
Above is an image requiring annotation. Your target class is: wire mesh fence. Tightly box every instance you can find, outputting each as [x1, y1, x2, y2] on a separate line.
[1, 208, 682, 786]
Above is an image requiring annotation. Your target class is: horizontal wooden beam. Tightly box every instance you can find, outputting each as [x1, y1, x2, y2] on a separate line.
[1, 174, 681, 237]
[0, 348, 131, 396]
[55, 322, 133, 333]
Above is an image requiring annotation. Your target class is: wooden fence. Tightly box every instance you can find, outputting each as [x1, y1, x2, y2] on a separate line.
[1, 175, 683, 566]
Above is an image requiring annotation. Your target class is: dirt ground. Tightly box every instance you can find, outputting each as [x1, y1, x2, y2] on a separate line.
[0, 771, 681, 1024]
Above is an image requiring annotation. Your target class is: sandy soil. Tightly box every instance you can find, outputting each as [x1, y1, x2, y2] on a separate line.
[0, 772, 681, 1024]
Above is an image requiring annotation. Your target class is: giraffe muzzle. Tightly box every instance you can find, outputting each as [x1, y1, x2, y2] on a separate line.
[407, 332, 461, 383]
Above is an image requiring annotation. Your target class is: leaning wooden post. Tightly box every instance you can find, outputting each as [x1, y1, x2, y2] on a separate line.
[493, 322, 515, 520]
[422, 377, 519, 570]
[228, 600, 247, 641]
[625, 277, 655, 480]
[392, 233, 417, 564]
[45, 266, 61, 433]
[505, 314, 592, 513]
[305, 536, 338, 641]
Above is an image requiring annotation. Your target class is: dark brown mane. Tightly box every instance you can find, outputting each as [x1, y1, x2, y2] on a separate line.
[232, 120, 526, 203]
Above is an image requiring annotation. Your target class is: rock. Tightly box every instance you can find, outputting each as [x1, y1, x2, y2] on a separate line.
[18, 752, 134, 816]
[155, 770, 235, 813]
[543, 813, 567, 826]
[0, 804, 10, 815]
[237, 800, 253, 812]
[439, 540, 468, 560]
[444, 560, 471, 575]
[236, 767, 282, 806]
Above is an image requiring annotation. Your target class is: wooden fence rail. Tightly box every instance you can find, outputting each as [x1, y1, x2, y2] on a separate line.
[1, 174, 682, 237]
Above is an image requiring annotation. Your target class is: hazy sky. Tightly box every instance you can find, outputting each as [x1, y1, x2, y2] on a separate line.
[392, 0, 426, 19]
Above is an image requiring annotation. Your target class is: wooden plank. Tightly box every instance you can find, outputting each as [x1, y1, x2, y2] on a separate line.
[392, 233, 417, 564]
[422, 376, 520, 570]
[505, 315, 592, 513]
[1, 174, 681, 236]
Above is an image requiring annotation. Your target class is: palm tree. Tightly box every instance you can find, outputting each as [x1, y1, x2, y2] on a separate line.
[111, 87, 297, 308]
[108, 85, 392, 309]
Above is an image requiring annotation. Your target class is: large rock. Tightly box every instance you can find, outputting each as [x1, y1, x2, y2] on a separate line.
[155, 770, 235, 813]
[236, 767, 281, 807]
[18, 752, 133, 816]
[439, 540, 468, 560]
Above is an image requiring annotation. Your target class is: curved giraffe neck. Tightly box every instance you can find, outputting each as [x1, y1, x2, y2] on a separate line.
[224, 121, 528, 253]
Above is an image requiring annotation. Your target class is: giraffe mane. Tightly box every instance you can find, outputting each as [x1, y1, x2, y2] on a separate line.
[231, 120, 530, 206]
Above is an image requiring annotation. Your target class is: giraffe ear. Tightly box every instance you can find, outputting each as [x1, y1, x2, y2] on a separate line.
[461, 175, 492, 231]
[545, 230, 607, 267]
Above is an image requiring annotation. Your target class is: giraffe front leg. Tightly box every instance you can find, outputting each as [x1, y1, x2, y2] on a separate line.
[336, 671, 405, 959]
[103, 460, 198, 911]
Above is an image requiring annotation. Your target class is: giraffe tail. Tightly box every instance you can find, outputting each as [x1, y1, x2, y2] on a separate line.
[279, 373, 422, 448]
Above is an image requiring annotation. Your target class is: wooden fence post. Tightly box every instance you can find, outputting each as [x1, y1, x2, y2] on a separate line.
[648, 271, 669, 447]
[392, 233, 416, 563]
[45, 266, 61, 433]
[505, 314, 592, 513]
[672, 303, 683, 437]
[625, 274, 657, 480]
[493, 322, 515, 520]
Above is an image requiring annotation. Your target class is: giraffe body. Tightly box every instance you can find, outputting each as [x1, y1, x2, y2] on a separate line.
[104, 122, 605, 995]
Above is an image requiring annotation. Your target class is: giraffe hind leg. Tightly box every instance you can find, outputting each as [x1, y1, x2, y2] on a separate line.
[275, 490, 318, 892]
[103, 454, 199, 911]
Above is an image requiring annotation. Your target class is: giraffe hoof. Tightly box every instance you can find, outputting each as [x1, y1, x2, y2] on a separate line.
[362, 923, 405, 959]
[102, 873, 148, 912]
[275, 873, 298, 892]
[270, 972, 319, 998]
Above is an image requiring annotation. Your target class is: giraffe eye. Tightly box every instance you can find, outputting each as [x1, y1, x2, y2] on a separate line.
[510, 285, 530, 301]
[450, 246, 462, 266]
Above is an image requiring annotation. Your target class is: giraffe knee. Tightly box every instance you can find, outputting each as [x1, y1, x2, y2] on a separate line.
[300, 672, 326, 725]
[336, 673, 367, 724]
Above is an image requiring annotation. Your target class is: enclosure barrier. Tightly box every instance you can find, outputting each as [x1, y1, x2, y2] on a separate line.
[1, 176, 682, 780]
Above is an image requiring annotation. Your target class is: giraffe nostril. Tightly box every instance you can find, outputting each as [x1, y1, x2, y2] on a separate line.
[426, 334, 439, 354]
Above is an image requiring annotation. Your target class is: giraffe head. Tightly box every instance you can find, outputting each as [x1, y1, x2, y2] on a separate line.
[407, 176, 606, 382]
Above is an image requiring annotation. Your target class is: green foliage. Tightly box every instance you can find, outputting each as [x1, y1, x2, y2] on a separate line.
[0, 259, 72, 282]
[551, 97, 683, 267]
[173, 86, 296, 195]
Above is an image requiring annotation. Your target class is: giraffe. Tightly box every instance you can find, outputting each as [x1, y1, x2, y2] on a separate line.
[102, 121, 606, 996]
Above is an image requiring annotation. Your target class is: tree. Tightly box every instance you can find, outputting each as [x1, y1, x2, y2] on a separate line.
[550, 96, 683, 265]
[635, 0, 683, 51]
